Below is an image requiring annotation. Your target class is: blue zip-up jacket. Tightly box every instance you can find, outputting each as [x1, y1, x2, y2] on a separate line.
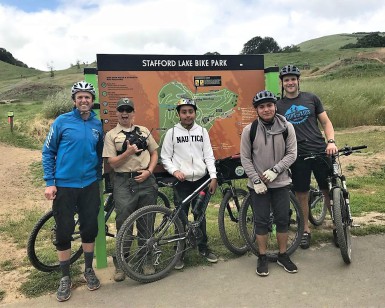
[42, 108, 103, 188]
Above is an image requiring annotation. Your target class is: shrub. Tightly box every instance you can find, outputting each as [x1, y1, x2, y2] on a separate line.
[43, 90, 73, 119]
[26, 116, 54, 144]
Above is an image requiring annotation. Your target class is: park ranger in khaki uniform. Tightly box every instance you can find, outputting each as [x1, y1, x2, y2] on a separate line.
[102, 98, 159, 281]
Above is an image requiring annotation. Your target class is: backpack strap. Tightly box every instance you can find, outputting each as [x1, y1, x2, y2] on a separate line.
[249, 119, 259, 145]
[249, 118, 288, 157]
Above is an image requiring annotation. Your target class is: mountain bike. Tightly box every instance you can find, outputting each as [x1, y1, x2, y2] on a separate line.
[299, 145, 367, 264]
[238, 189, 304, 261]
[115, 155, 248, 283]
[27, 183, 170, 272]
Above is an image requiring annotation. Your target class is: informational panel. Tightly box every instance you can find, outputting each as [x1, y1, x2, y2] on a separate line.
[96, 54, 265, 159]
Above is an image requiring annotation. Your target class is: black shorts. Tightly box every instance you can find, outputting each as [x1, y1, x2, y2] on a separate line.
[291, 156, 331, 192]
[52, 181, 100, 251]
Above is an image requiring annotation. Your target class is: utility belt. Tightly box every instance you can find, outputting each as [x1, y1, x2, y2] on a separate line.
[115, 171, 141, 178]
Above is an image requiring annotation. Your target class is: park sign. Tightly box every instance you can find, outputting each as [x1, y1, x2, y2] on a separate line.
[96, 54, 271, 159]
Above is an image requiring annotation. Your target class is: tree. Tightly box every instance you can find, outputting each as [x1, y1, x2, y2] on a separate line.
[340, 32, 385, 49]
[204, 52, 221, 55]
[0, 48, 28, 67]
[356, 33, 385, 47]
[281, 45, 301, 53]
[240, 36, 281, 54]
[47, 62, 54, 77]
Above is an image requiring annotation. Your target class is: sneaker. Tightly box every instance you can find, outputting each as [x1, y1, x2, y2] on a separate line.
[113, 268, 126, 282]
[142, 263, 155, 275]
[300, 232, 311, 249]
[333, 229, 340, 248]
[174, 258, 185, 270]
[256, 255, 269, 276]
[56, 276, 72, 302]
[84, 268, 101, 291]
[199, 248, 218, 263]
[277, 252, 298, 273]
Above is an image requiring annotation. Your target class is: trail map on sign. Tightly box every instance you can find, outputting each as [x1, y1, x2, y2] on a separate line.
[158, 81, 238, 145]
[96, 54, 265, 159]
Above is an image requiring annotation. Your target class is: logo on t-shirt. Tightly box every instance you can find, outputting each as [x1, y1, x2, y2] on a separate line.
[284, 105, 311, 124]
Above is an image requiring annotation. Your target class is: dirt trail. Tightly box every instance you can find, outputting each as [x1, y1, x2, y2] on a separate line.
[0, 143, 50, 303]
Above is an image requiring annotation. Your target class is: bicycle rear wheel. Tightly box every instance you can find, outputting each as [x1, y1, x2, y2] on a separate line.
[308, 186, 327, 226]
[115, 205, 184, 283]
[27, 211, 83, 272]
[332, 188, 352, 264]
[239, 191, 304, 262]
[218, 188, 248, 255]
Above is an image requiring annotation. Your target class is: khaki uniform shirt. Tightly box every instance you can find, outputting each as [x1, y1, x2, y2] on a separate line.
[103, 123, 159, 173]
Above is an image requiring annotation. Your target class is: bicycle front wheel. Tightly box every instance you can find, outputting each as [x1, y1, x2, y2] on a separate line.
[218, 188, 248, 255]
[115, 205, 185, 283]
[308, 186, 327, 226]
[239, 191, 304, 261]
[332, 188, 352, 264]
[27, 210, 83, 272]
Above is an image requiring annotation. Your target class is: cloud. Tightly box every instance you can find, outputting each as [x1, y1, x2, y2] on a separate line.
[0, 0, 384, 71]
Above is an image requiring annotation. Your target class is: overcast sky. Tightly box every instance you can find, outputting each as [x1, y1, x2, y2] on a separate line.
[0, 0, 384, 71]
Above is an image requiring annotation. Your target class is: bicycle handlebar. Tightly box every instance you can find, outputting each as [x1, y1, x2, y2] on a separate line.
[299, 145, 367, 159]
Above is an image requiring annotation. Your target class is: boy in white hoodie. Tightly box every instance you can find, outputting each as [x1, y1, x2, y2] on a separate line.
[161, 98, 218, 269]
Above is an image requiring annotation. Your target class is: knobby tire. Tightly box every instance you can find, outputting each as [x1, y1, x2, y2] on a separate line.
[332, 188, 352, 264]
[27, 210, 83, 272]
[218, 189, 248, 255]
[308, 188, 327, 226]
[115, 205, 184, 283]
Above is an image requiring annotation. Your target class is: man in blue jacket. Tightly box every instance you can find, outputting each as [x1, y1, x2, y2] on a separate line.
[42, 81, 103, 302]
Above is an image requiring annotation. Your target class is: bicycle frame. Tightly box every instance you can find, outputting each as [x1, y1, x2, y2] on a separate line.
[154, 177, 212, 250]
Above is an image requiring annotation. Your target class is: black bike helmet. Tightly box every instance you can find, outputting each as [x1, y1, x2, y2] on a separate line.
[279, 65, 301, 80]
[71, 81, 96, 100]
[176, 98, 197, 112]
[252, 90, 277, 108]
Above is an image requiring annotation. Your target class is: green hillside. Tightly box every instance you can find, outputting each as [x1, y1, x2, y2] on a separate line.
[0, 33, 384, 150]
[298, 33, 360, 51]
[0, 61, 87, 101]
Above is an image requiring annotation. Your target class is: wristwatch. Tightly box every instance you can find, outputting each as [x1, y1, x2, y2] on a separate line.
[327, 139, 335, 144]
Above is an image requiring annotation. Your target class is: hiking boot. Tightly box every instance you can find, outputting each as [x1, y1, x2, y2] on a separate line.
[113, 268, 126, 282]
[174, 258, 185, 270]
[56, 276, 72, 302]
[300, 232, 311, 249]
[256, 255, 269, 276]
[84, 268, 101, 291]
[199, 248, 218, 263]
[277, 252, 298, 273]
[142, 263, 155, 275]
[333, 229, 340, 248]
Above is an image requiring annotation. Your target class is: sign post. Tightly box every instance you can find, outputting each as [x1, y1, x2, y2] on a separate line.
[7, 111, 14, 133]
[85, 69, 108, 269]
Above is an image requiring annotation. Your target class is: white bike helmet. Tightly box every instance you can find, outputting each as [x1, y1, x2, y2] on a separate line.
[71, 81, 96, 99]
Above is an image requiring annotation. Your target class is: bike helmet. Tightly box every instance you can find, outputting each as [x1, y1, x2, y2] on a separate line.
[176, 98, 197, 112]
[252, 90, 277, 108]
[71, 81, 96, 99]
[279, 65, 301, 80]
